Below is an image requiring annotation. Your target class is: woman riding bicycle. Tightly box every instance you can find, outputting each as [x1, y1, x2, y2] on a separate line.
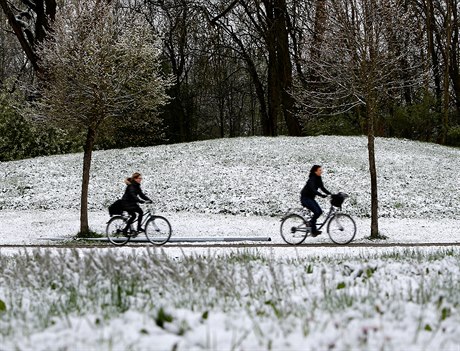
[300, 165, 331, 236]
[121, 172, 152, 233]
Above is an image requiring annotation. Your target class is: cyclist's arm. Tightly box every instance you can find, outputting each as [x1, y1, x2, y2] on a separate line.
[306, 179, 323, 197]
[137, 188, 152, 203]
[318, 178, 331, 196]
[319, 186, 331, 196]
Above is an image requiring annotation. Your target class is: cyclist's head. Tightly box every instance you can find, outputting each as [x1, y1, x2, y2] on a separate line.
[310, 165, 322, 176]
[131, 172, 143, 183]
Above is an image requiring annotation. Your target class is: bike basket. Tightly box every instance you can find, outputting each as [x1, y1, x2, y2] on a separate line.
[330, 193, 347, 207]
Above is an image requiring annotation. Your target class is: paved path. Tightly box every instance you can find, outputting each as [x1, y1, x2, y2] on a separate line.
[2, 242, 460, 249]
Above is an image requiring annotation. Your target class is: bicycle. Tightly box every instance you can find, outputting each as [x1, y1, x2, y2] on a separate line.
[280, 192, 356, 245]
[106, 203, 172, 246]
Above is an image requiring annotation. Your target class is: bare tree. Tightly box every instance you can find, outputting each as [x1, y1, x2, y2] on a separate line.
[0, 0, 56, 72]
[36, 0, 171, 235]
[413, 0, 460, 142]
[143, 0, 200, 142]
[296, 0, 423, 239]
[208, 0, 302, 136]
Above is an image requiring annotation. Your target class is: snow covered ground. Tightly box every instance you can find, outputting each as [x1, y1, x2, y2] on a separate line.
[1, 136, 459, 218]
[1, 136, 460, 350]
[0, 209, 459, 246]
[1, 135, 459, 245]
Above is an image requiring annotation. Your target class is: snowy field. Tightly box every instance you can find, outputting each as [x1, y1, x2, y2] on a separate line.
[1, 247, 460, 350]
[1, 136, 460, 350]
[1, 135, 459, 244]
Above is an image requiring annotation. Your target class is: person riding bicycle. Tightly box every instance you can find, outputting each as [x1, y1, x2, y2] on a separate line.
[300, 165, 331, 237]
[121, 172, 152, 233]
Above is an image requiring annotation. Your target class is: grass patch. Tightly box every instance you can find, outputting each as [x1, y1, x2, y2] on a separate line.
[76, 229, 105, 238]
[1, 248, 460, 349]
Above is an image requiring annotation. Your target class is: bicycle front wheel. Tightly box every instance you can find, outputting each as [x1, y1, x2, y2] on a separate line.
[327, 213, 356, 245]
[106, 216, 130, 246]
[280, 214, 310, 245]
[145, 216, 172, 245]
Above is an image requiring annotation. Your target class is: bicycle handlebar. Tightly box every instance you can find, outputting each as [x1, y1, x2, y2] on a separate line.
[139, 202, 156, 212]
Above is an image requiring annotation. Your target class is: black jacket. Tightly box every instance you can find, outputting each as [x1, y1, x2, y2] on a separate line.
[300, 174, 331, 200]
[121, 179, 151, 210]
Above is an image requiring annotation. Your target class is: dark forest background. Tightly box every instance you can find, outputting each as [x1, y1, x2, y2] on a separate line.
[1, 0, 460, 162]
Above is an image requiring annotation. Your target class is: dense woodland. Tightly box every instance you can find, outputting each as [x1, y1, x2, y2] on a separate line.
[1, 0, 460, 162]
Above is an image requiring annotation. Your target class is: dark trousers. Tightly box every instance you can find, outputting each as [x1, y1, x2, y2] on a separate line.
[126, 206, 143, 230]
[301, 197, 323, 232]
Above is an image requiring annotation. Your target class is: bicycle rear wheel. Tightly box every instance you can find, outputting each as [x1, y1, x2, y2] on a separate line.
[145, 216, 172, 245]
[106, 216, 130, 246]
[327, 213, 356, 245]
[280, 214, 310, 245]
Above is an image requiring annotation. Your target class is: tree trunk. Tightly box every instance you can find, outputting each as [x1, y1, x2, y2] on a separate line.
[265, 1, 279, 136]
[309, 0, 327, 82]
[299, 0, 328, 133]
[267, 51, 279, 136]
[263, 0, 302, 136]
[448, 0, 460, 123]
[367, 102, 379, 238]
[425, 0, 443, 106]
[275, 0, 302, 136]
[362, 0, 380, 239]
[80, 127, 97, 236]
[441, 0, 452, 144]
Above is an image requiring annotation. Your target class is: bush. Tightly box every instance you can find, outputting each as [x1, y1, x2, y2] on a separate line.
[0, 90, 82, 161]
[302, 113, 361, 136]
[385, 95, 442, 142]
[447, 126, 460, 147]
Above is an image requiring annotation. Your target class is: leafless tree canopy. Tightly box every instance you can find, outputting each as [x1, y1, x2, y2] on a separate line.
[1, 0, 459, 142]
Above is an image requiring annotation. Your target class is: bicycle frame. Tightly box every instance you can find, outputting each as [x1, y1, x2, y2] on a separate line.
[281, 205, 339, 232]
[121, 204, 156, 230]
[315, 205, 338, 230]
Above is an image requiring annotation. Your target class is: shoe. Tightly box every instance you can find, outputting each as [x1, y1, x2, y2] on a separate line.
[311, 230, 322, 237]
[137, 228, 145, 233]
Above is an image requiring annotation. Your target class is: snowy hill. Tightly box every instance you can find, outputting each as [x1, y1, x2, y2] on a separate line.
[1, 136, 459, 219]
[2, 136, 460, 351]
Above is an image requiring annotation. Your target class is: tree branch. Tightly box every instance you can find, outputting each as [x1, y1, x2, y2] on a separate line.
[210, 0, 239, 24]
[0, 0, 39, 71]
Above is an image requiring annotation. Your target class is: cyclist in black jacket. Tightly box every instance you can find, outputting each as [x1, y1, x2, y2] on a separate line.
[121, 172, 152, 233]
[300, 165, 331, 236]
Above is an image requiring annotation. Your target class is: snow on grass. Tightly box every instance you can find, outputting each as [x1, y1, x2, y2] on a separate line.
[1, 247, 460, 350]
[1, 135, 459, 244]
[1, 136, 459, 219]
[1, 136, 460, 349]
